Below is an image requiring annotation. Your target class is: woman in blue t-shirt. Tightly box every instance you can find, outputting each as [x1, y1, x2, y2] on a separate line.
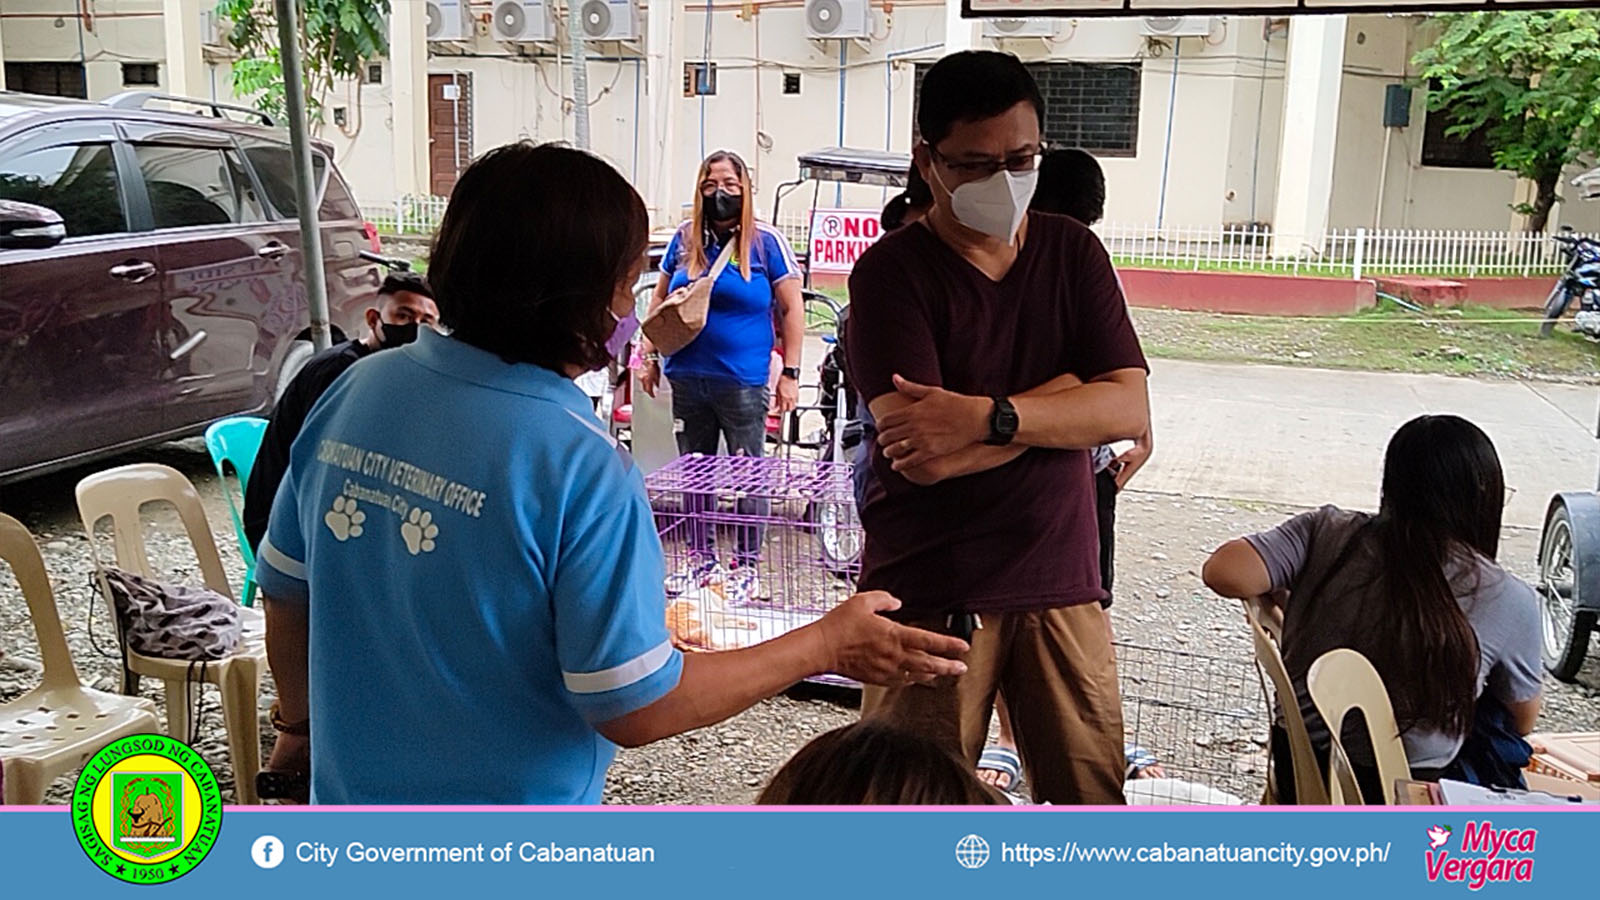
[639, 151, 805, 598]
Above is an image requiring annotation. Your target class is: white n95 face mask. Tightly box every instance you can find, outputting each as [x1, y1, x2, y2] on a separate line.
[934, 166, 1039, 244]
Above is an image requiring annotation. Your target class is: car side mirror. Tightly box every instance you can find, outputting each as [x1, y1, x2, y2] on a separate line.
[0, 200, 67, 250]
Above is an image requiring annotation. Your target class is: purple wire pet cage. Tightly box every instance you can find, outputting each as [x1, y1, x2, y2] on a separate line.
[647, 454, 862, 677]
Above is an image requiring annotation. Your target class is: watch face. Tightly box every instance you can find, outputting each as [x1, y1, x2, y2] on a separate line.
[996, 401, 1019, 433]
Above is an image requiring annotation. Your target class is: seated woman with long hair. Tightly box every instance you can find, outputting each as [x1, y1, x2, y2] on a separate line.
[1203, 415, 1543, 802]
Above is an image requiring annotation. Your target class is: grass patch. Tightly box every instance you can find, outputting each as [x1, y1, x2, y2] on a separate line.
[1131, 303, 1600, 380]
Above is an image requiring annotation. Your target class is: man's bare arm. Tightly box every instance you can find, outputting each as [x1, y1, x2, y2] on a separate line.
[869, 372, 1086, 485]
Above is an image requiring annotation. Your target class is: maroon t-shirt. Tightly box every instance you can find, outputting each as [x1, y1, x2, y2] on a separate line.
[844, 213, 1147, 616]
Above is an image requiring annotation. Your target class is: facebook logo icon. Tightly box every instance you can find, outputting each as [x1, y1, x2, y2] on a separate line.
[252, 835, 286, 869]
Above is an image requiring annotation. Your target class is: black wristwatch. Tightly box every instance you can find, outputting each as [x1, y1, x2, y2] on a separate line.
[780, 366, 801, 381]
[985, 396, 1019, 446]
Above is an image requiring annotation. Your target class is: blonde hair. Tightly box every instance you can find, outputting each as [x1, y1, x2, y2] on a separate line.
[682, 150, 755, 282]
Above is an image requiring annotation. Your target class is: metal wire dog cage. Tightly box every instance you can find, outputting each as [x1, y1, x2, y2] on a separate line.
[647, 454, 861, 683]
[1115, 642, 1271, 806]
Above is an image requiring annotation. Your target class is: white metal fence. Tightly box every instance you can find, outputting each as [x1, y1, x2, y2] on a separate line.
[362, 195, 451, 236]
[363, 200, 1586, 281]
[1094, 223, 1591, 280]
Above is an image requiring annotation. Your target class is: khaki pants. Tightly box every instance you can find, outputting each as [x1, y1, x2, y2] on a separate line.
[861, 603, 1125, 805]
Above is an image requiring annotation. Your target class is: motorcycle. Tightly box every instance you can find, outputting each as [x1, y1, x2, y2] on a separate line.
[1538, 226, 1600, 338]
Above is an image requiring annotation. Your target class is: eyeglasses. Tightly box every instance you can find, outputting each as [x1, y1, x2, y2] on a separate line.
[927, 143, 1047, 179]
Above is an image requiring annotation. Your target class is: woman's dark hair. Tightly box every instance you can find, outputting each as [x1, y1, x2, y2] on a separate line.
[1032, 148, 1106, 225]
[428, 142, 648, 372]
[1343, 415, 1502, 739]
[757, 721, 1004, 806]
[916, 51, 1044, 148]
[881, 165, 933, 231]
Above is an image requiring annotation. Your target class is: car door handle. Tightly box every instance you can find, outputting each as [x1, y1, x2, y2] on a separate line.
[257, 242, 290, 261]
[170, 330, 208, 361]
[109, 260, 157, 283]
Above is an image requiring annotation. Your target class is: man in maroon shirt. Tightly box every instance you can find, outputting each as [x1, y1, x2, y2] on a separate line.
[844, 51, 1150, 804]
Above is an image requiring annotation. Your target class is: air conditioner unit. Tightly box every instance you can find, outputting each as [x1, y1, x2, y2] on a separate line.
[805, 0, 872, 41]
[983, 18, 1055, 39]
[425, 0, 472, 42]
[1141, 16, 1215, 38]
[492, 0, 554, 42]
[578, 0, 639, 41]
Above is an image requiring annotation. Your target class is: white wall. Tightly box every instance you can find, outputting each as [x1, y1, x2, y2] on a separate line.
[3, 3, 1593, 235]
[1, 0, 170, 98]
[1322, 14, 1600, 234]
[1222, 20, 1286, 227]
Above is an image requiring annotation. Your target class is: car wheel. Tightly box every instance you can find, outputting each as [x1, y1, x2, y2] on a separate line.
[1538, 503, 1596, 681]
[274, 340, 316, 402]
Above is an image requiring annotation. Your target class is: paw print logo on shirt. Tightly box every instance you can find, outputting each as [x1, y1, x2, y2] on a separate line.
[401, 508, 439, 555]
[324, 495, 366, 541]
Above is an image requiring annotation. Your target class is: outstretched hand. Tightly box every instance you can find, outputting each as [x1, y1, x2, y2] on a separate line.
[816, 591, 969, 686]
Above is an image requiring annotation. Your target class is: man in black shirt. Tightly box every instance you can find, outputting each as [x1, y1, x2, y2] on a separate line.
[243, 273, 438, 550]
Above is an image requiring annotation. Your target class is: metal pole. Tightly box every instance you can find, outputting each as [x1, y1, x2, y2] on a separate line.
[1155, 39, 1181, 231]
[274, 0, 332, 351]
[1373, 126, 1393, 230]
[567, 3, 592, 149]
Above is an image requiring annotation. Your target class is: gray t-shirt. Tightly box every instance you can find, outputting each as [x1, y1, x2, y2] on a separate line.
[1245, 505, 1542, 769]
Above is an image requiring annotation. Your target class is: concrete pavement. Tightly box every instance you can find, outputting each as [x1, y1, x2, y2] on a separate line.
[1140, 359, 1599, 529]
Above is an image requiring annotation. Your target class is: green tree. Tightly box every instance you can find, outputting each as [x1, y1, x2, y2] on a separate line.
[215, 0, 389, 124]
[1412, 10, 1600, 232]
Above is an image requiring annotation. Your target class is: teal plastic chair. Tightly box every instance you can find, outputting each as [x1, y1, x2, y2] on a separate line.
[204, 417, 269, 607]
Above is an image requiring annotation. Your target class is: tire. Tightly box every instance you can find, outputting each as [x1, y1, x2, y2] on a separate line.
[273, 340, 316, 402]
[1537, 503, 1596, 681]
[808, 495, 862, 578]
[1540, 282, 1573, 337]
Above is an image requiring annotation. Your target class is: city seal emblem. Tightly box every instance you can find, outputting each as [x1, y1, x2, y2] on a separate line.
[71, 733, 223, 884]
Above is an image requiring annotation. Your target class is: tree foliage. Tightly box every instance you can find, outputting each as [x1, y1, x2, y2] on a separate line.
[1412, 11, 1600, 232]
[215, 0, 389, 124]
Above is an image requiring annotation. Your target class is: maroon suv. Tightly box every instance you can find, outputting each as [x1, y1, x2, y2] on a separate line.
[0, 91, 380, 483]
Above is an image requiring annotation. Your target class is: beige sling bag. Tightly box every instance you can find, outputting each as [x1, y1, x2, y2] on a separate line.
[641, 237, 738, 356]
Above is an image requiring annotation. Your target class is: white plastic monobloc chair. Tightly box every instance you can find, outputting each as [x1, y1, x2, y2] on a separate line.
[75, 463, 266, 804]
[1242, 597, 1329, 805]
[0, 513, 160, 805]
[1307, 648, 1413, 805]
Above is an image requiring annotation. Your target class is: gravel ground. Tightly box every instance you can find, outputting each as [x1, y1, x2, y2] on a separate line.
[2, 442, 1597, 806]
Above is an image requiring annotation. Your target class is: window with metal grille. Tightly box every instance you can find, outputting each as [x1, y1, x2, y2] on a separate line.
[684, 62, 717, 97]
[1421, 82, 1496, 169]
[122, 63, 161, 87]
[913, 62, 1141, 157]
[3, 62, 88, 99]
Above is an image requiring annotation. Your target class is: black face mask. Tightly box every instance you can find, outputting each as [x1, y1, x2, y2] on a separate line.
[702, 189, 742, 223]
[376, 320, 419, 349]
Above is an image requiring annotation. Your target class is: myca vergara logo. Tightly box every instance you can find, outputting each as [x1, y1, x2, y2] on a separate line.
[1424, 821, 1536, 890]
[71, 733, 223, 884]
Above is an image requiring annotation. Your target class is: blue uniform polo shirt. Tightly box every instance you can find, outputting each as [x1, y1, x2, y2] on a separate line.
[255, 328, 682, 805]
[661, 222, 799, 387]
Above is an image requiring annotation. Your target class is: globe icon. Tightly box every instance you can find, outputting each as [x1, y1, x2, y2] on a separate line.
[954, 834, 990, 870]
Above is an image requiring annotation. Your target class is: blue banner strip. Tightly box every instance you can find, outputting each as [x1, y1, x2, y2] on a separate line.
[3, 807, 1595, 896]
